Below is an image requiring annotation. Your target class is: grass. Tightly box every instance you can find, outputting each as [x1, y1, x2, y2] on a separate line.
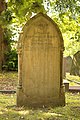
[66, 73, 80, 82]
[0, 72, 80, 119]
[0, 93, 80, 120]
[66, 73, 80, 86]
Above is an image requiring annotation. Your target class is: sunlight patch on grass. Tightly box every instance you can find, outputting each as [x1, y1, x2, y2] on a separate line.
[0, 111, 3, 114]
[18, 110, 29, 115]
[65, 73, 80, 86]
[43, 112, 62, 117]
[66, 73, 80, 82]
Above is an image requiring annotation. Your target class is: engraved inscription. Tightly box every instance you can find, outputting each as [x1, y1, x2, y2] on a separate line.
[24, 23, 57, 50]
[34, 22, 48, 34]
[24, 33, 57, 50]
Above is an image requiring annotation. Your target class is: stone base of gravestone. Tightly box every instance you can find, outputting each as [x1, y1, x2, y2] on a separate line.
[17, 85, 65, 107]
[63, 80, 69, 92]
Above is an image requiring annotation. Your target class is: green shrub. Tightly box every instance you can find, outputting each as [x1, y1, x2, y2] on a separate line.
[3, 49, 18, 71]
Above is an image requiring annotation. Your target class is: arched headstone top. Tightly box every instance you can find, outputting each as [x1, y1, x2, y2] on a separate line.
[20, 13, 64, 51]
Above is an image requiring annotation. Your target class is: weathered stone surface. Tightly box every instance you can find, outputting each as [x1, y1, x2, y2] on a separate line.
[17, 13, 65, 107]
[70, 51, 80, 76]
[63, 56, 72, 78]
[63, 80, 69, 92]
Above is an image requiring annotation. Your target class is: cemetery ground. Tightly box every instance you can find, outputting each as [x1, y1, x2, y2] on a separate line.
[0, 71, 80, 91]
[0, 72, 80, 120]
[0, 92, 80, 119]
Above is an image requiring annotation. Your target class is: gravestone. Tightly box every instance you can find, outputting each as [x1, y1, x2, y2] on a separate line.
[63, 56, 72, 78]
[70, 51, 80, 76]
[17, 13, 65, 107]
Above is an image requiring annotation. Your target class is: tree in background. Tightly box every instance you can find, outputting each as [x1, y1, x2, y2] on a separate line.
[49, 0, 80, 56]
[0, 0, 7, 70]
[0, 0, 80, 70]
[0, 0, 18, 71]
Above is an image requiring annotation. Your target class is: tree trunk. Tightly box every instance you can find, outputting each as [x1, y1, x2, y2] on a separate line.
[0, 0, 6, 71]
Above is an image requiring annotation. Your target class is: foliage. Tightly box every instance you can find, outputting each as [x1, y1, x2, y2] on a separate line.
[0, 0, 80, 70]
[2, 26, 18, 71]
[49, 0, 80, 56]
[0, 0, 46, 26]
[50, 0, 80, 14]
[3, 28, 13, 52]
[2, 49, 18, 71]
[5, 0, 80, 56]
[52, 12, 80, 56]
[0, 93, 80, 120]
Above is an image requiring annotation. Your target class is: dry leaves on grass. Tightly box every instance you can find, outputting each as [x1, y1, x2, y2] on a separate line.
[0, 72, 18, 90]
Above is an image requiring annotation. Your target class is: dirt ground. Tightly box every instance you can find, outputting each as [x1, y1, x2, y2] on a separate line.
[0, 71, 18, 90]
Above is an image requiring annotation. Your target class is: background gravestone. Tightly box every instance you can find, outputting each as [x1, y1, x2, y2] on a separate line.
[17, 13, 65, 107]
[70, 51, 80, 76]
[63, 56, 72, 78]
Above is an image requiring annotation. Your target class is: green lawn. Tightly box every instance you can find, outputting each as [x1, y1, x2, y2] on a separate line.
[66, 73, 80, 82]
[0, 93, 80, 120]
[66, 73, 80, 86]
